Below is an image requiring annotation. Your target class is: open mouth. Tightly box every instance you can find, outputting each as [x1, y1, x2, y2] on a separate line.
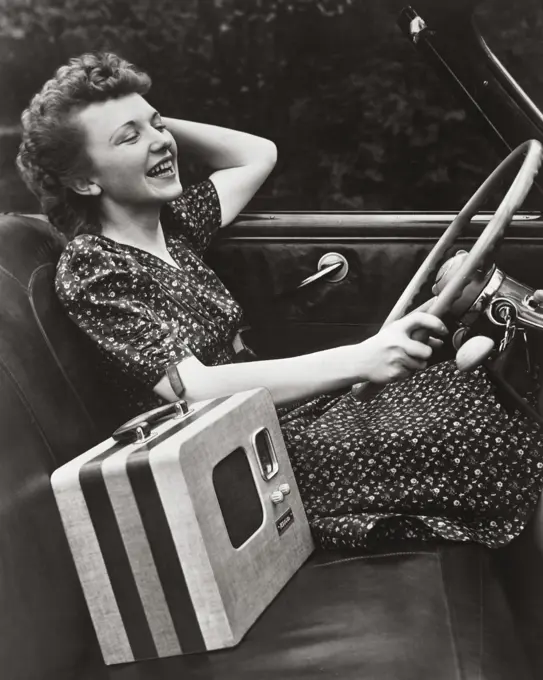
[147, 158, 176, 179]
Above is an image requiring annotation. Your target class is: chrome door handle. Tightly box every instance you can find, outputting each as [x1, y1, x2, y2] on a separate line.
[298, 262, 343, 288]
[298, 252, 348, 289]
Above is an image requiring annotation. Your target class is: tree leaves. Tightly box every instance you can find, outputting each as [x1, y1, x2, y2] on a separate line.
[0, 0, 536, 212]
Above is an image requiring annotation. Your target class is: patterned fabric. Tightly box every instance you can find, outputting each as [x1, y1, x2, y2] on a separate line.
[281, 363, 543, 550]
[56, 179, 543, 551]
[56, 180, 241, 391]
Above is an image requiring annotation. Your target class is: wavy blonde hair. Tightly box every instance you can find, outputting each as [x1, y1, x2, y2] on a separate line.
[17, 52, 151, 237]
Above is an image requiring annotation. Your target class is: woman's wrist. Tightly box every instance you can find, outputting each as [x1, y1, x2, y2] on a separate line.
[322, 343, 370, 385]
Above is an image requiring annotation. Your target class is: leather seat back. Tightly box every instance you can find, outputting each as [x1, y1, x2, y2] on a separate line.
[0, 214, 125, 679]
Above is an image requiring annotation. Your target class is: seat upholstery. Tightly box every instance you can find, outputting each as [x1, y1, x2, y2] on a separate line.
[73, 545, 529, 680]
[0, 215, 129, 680]
[0, 213, 536, 680]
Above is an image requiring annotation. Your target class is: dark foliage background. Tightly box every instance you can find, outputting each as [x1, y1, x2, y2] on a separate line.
[0, 0, 542, 213]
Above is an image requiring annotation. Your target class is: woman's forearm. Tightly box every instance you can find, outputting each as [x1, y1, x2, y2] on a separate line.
[154, 343, 360, 406]
[163, 117, 276, 226]
[163, 117, 277, 170]
[153, 311, 448, 405]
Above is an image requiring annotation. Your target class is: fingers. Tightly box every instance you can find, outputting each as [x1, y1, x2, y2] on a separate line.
[427, 336, 444, 349]
[399, 311, 448, 337]
[413, 332, 446, 347]
[400, 354, 428, 372]
[371, 312, 448, 384]
[403, 338, 433, 361]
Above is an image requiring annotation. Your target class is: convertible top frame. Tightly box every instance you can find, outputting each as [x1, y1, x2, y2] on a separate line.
[398, 4, 543, 205]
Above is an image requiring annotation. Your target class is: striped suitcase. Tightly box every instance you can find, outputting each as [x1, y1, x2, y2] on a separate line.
[51, 388, 314, 665]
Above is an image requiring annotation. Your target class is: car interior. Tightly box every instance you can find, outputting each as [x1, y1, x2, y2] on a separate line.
[2, 2, 543, 679]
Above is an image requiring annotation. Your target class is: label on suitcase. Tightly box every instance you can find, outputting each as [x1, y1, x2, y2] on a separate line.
[51, 388, 314, 665]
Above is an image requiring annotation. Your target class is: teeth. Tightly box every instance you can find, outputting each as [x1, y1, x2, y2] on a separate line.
[148, 160, 174, 178]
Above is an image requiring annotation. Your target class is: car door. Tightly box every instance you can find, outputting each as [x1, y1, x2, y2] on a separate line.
[207, 212, 543, 360]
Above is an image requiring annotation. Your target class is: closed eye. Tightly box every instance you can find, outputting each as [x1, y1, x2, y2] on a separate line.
[153, 118, 167, 132]
[122, 133, 140, 144]
[117, 114, 165, 144]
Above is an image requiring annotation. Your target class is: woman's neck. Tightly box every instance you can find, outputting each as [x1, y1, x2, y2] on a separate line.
[99, 200, 162, 249]
[98, 200, 180, 269]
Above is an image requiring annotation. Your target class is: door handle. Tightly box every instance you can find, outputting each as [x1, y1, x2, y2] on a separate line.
[298, 252, 348, 289]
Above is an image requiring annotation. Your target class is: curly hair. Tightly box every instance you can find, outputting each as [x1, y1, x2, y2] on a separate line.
[17, 52, 151, 237]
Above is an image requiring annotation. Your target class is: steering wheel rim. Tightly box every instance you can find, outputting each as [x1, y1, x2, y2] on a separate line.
[387, 139, 542, 324]
[352, 139, 543, 398]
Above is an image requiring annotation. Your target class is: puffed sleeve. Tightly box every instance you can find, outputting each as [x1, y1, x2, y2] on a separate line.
[55, 236, 194, 388]
[163, 179, 222, 256]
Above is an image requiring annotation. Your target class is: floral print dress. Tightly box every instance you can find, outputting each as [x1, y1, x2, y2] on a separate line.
[56, 179, 543, 551]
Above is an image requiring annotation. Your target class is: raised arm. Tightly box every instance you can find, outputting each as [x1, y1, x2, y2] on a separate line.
[153, 312, 448, 405]
[163, 118, 277, 227]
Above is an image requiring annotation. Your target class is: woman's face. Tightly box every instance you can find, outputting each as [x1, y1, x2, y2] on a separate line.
[74, 93, 182, 208]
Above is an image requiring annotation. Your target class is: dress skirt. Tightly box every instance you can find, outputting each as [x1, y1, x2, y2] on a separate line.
[279, 361, 543, 550]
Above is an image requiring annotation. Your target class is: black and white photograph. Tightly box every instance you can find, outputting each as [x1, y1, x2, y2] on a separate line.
[2, 1, 543, 678]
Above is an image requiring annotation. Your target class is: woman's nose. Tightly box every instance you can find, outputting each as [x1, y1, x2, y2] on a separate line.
[150, 131, 171, 153]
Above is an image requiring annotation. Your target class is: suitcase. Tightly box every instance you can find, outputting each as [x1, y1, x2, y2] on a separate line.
[51, 388, 314, 665]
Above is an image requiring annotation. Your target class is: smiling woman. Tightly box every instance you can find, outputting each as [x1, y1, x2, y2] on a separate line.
[17, 53, 277, 241]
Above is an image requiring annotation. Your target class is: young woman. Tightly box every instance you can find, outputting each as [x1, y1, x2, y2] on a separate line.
[17, 52, 543, 550]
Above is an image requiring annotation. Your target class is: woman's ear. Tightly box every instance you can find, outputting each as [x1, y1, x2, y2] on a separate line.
[70, 178, 102, 196]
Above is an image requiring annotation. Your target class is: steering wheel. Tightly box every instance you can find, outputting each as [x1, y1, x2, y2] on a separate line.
[353, 139, 543, 399]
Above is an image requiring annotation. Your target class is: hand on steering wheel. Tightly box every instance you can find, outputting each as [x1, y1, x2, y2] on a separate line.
[533, 289, 543, 307]
[353, 139, 543, 399]
[360, 311, 448, 384]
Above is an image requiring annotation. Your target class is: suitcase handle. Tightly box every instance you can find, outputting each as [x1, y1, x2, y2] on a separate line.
[112, 400, 190, 443]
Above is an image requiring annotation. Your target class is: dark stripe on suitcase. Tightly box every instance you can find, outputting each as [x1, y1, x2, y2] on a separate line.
[79, 449, 157, 660]
[125, 397, 229, 652]
[127, 450, 206, 653]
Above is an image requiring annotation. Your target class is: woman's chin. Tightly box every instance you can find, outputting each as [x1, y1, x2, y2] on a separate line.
[165, 182, 183, 201]
[149, 178, 183, 203]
